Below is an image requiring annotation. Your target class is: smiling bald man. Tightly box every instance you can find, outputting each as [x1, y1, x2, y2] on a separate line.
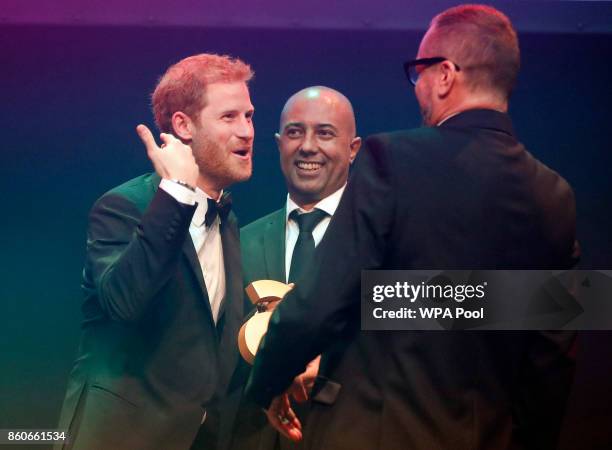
[220, 86, 361, 450]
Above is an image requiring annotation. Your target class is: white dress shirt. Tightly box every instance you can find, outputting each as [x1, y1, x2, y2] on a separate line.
[284, 185, 346, 282]
[159, 179, 225, 323]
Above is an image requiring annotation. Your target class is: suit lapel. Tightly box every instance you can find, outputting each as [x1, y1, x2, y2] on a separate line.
[263, 207, 287, 282]
[217, 214, 241, 320]
[216, 213, 244, 391]
[150, 173, 215, 321]
[182, 236, 215, 321]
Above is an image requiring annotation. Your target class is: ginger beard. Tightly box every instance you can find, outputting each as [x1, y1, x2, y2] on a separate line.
[186, 80, 254, 193]
[192, 132, 252, 191]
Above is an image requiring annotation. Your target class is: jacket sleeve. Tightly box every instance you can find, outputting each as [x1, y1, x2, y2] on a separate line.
[83, 188, 196, 322]
[512, 330, 576, 450]
[246, 136, 397, 408]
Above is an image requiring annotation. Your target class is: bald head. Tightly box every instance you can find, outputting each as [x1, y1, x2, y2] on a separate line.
[279, 86, 357, 137]
[276, 86, 361, 210]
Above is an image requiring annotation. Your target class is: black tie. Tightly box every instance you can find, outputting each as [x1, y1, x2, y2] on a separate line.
[288, 209, 328, 283]
[204, 192, 232, 228]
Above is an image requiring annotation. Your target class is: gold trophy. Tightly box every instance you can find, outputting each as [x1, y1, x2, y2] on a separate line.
[238, 280, 294, 364]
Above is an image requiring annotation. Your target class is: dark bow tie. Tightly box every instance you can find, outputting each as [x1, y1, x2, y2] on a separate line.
[204, 192, 232, 227]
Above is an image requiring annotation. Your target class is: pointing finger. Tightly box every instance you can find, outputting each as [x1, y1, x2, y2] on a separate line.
[136, 124, 158, 155]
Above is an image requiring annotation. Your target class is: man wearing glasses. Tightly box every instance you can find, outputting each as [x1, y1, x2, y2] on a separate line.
[246, 5, 578, 450]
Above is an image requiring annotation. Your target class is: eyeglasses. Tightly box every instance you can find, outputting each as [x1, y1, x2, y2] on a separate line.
[403, 57, 461, 86]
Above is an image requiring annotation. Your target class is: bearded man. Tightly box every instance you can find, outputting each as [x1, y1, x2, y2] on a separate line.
[56, 53, 255, 450]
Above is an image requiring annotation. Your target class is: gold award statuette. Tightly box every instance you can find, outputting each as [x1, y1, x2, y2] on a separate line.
[238, 280, 294, 364]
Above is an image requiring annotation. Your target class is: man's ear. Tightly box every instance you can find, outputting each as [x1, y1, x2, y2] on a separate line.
[171, 111, 194, 140]
[349, 136, 362, 163]
[436, 60, 457, 98]
[274, 132, 281, 151]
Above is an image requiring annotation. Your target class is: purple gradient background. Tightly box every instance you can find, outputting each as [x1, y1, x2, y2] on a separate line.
[2, 0, 612, 32]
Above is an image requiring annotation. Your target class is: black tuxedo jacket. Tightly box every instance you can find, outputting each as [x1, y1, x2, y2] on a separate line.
[241, 207, 287, 283]
[221, 207, 308, 450]
[247, 110, 578, 450]
[56, 173, 244, 450]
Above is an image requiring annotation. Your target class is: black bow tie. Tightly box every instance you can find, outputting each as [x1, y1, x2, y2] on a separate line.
[204, 192, 232, 228]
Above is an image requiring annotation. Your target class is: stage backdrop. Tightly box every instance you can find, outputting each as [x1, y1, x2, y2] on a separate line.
[2, 15, 612, 450]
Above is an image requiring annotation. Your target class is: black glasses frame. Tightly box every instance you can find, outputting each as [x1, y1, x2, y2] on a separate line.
[403, 57, 461, 86]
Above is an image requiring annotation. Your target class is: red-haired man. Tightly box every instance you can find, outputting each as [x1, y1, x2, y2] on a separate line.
[56, 53, 254, 450]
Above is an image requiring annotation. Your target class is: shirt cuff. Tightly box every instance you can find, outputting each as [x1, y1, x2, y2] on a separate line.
[159, 178, 197, 205]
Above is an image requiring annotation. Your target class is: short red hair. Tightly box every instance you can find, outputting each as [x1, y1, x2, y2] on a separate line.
[152, 53, 253, 133]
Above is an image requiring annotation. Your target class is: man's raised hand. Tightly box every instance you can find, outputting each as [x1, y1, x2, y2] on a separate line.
[136, 124, 199, 187]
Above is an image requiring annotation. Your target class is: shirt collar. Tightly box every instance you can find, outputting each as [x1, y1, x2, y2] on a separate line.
[285, 184, 347, 221]
[192, 188, 223, 228]
[435, 111, 461, 127]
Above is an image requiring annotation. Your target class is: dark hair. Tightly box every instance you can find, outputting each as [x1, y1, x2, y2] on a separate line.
[428, 4, 520, 99]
